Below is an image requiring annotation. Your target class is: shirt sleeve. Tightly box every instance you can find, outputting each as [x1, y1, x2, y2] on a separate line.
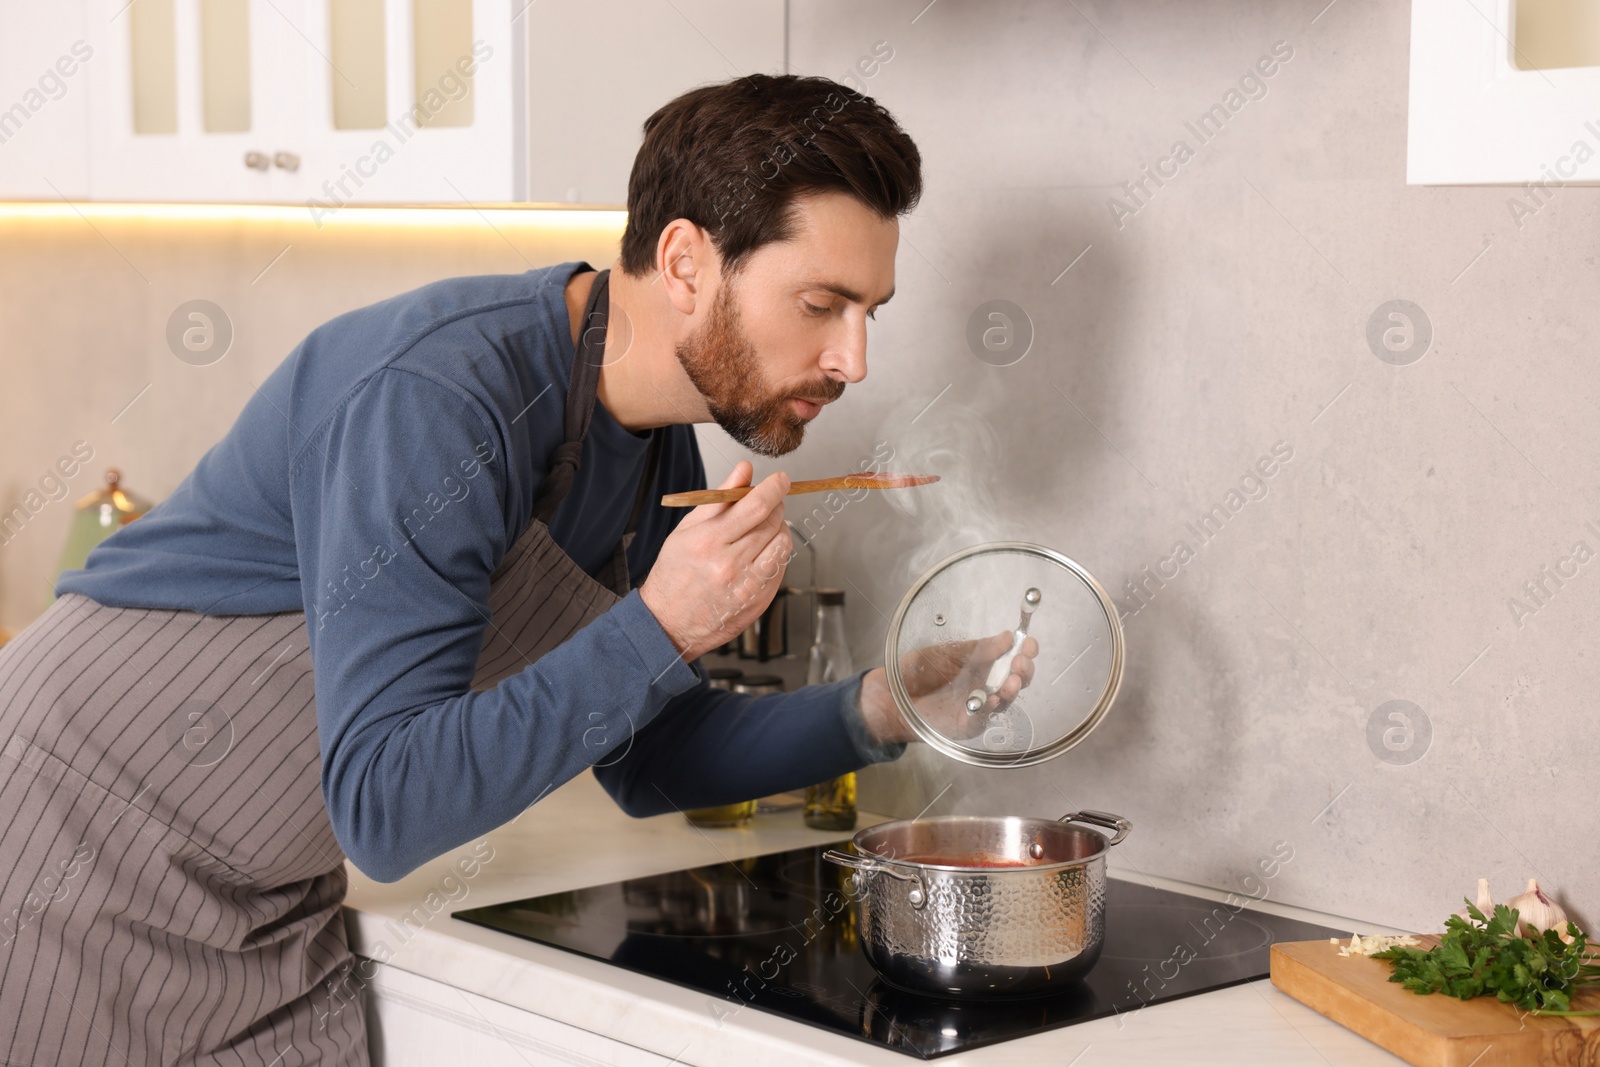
[592, 665, 907, 817]
[290, 369, 698, 881]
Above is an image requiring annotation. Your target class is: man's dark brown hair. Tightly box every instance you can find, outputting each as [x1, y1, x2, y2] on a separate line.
[620, 74, 923, 277]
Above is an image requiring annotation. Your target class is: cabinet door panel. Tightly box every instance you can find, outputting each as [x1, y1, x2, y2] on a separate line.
[87, 0, 301, 201]
[280, 0, 514, 208]
[0, 2, 92, 199]
[520, 0, 786, 205]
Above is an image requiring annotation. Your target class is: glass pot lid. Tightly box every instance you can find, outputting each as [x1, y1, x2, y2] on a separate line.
[883, 542, 1124, 768]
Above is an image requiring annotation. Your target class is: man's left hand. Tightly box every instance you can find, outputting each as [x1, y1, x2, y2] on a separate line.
[857, 630, 1040, 746]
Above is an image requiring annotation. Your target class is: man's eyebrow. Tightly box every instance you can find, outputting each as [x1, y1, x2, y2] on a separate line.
[810, 281, 895, 307]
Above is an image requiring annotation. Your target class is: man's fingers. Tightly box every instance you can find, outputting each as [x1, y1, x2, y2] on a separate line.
[731, 493, 790, 555]
[681, 461, 754, 526]
[1015, 636, 1039, 685]
[993, 636, 1042, 700]
[978, 630, 1014, 659]
[747, 523, 792, 587]
[717, 472, 790, 540]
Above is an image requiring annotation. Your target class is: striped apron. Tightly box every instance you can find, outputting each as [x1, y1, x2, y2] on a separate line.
[0, 269, 659, 1065]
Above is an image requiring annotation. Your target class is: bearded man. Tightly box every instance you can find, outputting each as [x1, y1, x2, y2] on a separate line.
[0, 74, 1032, 1066]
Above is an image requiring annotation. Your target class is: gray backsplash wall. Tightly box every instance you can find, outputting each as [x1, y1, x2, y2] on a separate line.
[0, 0, 1592, 934]
[753, 0, 1600, 933]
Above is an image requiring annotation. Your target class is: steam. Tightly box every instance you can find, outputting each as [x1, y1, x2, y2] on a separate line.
[878, 399, 1022, 584]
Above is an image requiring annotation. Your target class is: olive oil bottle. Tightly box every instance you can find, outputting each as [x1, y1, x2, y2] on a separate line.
[803, 590, 857, 831]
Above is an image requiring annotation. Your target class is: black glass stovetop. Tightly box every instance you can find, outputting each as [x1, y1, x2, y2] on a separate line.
[454, 843, 1343, 1059]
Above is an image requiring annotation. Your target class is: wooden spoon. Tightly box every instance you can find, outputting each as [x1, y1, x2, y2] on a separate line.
[661, 473, 940, 508]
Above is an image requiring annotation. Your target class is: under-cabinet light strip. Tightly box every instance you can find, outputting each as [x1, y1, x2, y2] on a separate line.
[0, 202, 628, 230]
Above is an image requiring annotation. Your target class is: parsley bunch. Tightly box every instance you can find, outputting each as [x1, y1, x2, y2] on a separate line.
[1372, 901, 1600, 1015]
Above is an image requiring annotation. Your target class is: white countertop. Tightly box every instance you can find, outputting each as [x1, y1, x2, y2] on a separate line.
[343, 771, 1408, 1066]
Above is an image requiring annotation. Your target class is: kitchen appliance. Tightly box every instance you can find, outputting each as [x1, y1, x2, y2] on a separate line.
[823, 810, 1130, 997]
[1272, 938, 1600, 1066]
[455, 842, 1345, 1059]
[736, 586, 789, 661]
[726, 520, 817, 664]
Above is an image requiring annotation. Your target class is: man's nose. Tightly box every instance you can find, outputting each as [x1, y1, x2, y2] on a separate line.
[818, 321, 868, 384]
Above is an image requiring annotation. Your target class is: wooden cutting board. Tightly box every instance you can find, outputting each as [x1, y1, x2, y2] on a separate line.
[1270, 937, 1600, 1066]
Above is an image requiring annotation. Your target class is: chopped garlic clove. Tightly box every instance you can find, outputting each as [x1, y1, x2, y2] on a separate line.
[1336, 933, 1421, 957]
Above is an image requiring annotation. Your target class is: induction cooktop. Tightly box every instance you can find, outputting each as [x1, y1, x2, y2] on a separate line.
[454, 843, 1344, 1059]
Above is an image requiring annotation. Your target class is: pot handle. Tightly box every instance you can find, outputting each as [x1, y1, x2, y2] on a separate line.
[1058, 810, 1132, 846]
[823, 849, 929, 909]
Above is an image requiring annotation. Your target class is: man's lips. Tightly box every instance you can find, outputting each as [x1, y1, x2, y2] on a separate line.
[790, 397, 825, 420]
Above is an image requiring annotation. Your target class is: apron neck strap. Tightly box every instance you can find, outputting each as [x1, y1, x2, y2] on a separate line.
[531, 268, 610, 525]
[625, 430, 665, 538]
[532, 267, 666, 549]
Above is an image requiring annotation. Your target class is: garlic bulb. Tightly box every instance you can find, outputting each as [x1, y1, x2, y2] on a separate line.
[1503, 878, 1575, 944]
[1454, 877, 1493, 922]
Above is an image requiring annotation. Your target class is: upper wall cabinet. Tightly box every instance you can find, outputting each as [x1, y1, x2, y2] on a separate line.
[284, 0, 515, 206]
[83, 0, 514, 204]
[1409, 0, 1600, 183]
[0, 3, 92, 199]
[2, 0, 784, 205]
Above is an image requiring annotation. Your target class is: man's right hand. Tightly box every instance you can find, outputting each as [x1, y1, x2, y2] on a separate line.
[639, 461, 792, 662]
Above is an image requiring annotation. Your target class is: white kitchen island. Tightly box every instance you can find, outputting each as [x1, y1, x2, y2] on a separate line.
[342, 771, 1407, 1066]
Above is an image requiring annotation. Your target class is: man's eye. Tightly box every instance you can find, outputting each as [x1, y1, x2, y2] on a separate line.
[867, 308, 878, 321]
[803, 301, 830, 316]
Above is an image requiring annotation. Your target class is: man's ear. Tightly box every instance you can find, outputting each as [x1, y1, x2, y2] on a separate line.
[657, 218, 708, 316]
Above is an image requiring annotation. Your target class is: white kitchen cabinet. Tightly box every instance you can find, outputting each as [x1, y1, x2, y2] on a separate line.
[84, 0, 514, 205]
[362, 959, 681, 1066]
[278, 0, 515, 208]
[1409, 0, 1600, 184]
[0, 2, 92, 199]
[85, 0, 300, 202]
[64, 0, 784, 206]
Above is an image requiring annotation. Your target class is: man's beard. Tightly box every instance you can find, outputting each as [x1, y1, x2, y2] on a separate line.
[675, 282, 844, 458]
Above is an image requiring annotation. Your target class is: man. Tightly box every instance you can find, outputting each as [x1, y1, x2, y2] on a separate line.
[0, 75, 1032, 1065]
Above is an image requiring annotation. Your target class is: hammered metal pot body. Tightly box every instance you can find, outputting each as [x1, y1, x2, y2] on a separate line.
[834, 814, 1119, 998]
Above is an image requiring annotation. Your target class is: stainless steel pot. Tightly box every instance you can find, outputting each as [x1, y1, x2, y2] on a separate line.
[823, 810, 1131, 998]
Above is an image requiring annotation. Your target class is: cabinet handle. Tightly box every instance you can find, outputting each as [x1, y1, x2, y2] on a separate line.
[273, 152, 301, 173]
[244, 151, 271, 171]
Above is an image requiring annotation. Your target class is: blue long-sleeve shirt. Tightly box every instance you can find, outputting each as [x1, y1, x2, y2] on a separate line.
[57, 261, 903, 881]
